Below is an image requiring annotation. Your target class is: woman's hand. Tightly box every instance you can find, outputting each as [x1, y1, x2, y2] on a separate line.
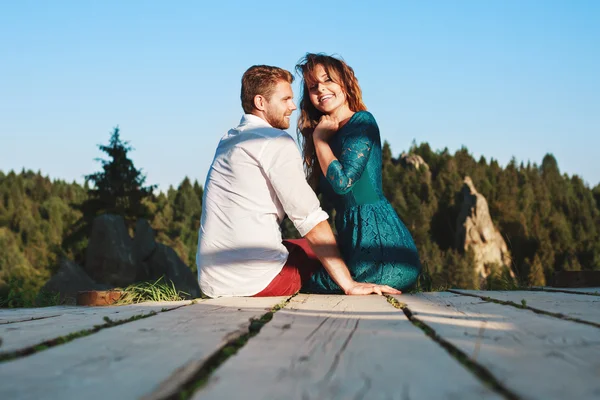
[313, 115, 339, 142]
[344, 282, 402, 296]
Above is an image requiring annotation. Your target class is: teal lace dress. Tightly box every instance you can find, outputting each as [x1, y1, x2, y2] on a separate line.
[303, 111, 421, 293]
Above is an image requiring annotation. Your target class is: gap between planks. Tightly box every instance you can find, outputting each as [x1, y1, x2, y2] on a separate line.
[449, 289, 600, 328]
[395, 292, 600, 400]
[190, 294, 505, 400]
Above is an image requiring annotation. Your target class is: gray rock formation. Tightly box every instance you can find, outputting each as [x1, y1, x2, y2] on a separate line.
[132, 219, 157, 281]
[84, 214, 200, 298]
[84, 214, 138, 287]
[133, 219, 157, 263]
[142, 244, 201, 299]
[134, 218, 201, 298]
[400, 153, 429, 170]
[456, 177, 513, 279]
[39, 258, 110, 305]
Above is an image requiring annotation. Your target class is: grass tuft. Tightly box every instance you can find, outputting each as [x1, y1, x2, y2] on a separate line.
[115, 277, 188, 305]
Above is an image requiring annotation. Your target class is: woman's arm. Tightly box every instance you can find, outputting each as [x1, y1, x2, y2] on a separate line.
[313, 114, 340, 177]
[305, 220, 401, 295]
[314, 113, 378, 194]
[314, 138, 338, 175]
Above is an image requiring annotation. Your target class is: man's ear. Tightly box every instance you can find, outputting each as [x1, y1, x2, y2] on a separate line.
[253, 95, 266, 111]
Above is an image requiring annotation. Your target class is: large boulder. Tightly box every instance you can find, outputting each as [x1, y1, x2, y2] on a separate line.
[133, 219, 157, 263]
[142, 243, 201, 299]
[39, 259, 110, 305]
[84, 214, 138, 287]
[134, 218, 200, 298]
[84, 214, 200, 298]
[132, 219, 157, 281]
[455, 177, 513, 279]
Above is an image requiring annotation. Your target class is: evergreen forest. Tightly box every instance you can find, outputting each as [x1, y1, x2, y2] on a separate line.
[1, 129, 599, 306]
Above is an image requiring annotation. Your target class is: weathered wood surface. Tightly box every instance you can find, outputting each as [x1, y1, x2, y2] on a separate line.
[395, 292, 600, 400]
[193, 294, 502, 400]
[2, 291, 599, 400]
[452, 289, 600, 325]
[0, 306, 79, 324]
[536, 287, 600, 295]
[0, 297, 285, 400]
[0, 301, 190, 355]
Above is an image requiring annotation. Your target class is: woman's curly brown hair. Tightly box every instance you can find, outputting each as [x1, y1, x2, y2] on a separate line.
[295, 53, 367, 188]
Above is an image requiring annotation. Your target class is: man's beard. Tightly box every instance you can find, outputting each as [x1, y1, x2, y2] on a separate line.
[265, 111, 290, 130]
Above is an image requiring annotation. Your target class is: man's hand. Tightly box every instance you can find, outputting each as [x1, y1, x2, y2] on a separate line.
[344, 282, 402, 296]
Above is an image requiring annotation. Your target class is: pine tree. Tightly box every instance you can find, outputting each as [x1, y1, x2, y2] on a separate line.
[64, 127, 155, 259]
[527, 255, 546, 286]
[85, 127, 155, 222]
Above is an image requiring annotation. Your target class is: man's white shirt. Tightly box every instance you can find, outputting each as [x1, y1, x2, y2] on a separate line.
[196, 114, 328, 297]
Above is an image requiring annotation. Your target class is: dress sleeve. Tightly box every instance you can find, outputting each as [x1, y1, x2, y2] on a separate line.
[325, 113, 379, 195]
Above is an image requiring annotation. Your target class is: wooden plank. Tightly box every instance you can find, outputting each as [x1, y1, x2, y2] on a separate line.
[0, 297, 285, 400]
[0, 301, 190, 355]
[0, 306, 77, 324]
[192, 294, 502, 400]
[394, 292, 600, 400]
[452, 290, 600, 326]
[534, 286, 600, 296]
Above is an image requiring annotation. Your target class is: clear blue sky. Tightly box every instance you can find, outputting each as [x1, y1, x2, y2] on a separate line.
[2, 0, 599, 191]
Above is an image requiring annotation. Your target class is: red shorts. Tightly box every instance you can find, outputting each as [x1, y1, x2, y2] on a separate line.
[252, 239, 322, 297]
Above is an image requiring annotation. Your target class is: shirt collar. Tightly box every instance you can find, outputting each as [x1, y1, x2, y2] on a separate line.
[239, 113, 273, 129]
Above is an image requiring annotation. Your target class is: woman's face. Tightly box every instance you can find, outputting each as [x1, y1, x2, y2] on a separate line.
[307, 64, 347, 115]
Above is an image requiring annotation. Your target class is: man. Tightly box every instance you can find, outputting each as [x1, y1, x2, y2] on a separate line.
[196, 65, 401, 297]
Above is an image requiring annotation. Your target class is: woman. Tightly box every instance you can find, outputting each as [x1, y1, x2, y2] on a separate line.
[296, 53, 421, 293]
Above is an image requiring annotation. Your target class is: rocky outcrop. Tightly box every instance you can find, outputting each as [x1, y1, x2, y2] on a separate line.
[39, 259, 110, 305]
[84, 215, 200, 299]
[84, 214, 139, 287]
[133, 219, 157, 264]
[142, 244, 201, 299]
[400, 153, 429, 170]
[132, 219, 157, 281]
[134, 218, 201, 298]
[456, 177, 513, 279]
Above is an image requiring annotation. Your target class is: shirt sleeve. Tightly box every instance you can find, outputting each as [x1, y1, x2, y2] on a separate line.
[261, 133, 329, 237]
[325, 113, 379, 194]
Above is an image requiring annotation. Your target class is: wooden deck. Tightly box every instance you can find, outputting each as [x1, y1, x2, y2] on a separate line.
[1, 289, 599, 400]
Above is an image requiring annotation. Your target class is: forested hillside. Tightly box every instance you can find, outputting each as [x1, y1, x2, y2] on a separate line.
[1, 138, 599, 306]
[378, 142, 600, 289]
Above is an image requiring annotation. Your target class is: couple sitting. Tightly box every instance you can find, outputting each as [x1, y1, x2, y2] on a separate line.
[196, 53, 421, 297]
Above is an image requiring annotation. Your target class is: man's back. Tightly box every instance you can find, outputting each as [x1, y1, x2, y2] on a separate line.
[197, 114, 327, 297]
